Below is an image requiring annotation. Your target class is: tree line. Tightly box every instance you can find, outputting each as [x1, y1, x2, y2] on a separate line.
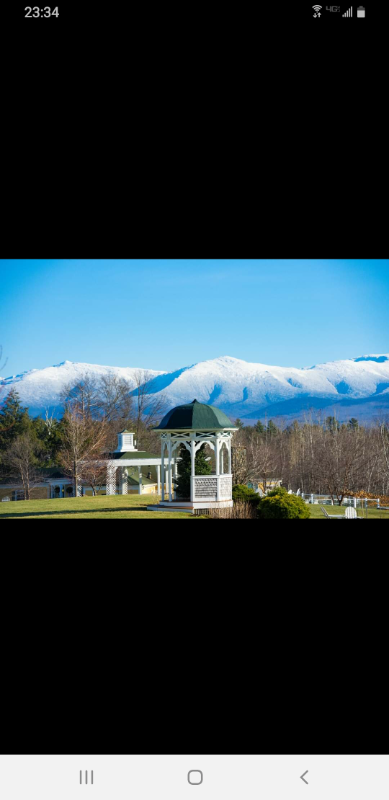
[232, 413, 389, 504]
[0, 370, 167, 498]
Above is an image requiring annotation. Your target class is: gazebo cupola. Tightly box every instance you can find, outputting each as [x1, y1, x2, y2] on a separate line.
[116, 431, 137, 452]
[149, 399, 238, 512]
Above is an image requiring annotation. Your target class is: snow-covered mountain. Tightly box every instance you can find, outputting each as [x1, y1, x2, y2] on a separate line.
[0, 361, 164, 418]
[2, 355, 389, 423]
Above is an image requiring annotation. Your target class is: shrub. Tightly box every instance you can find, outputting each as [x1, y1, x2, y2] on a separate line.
[257, 487, 310, 519]
[232, 484, 258, 504]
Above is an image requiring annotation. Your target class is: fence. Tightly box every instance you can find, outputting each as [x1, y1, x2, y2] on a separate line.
[300, 493, 382, 508]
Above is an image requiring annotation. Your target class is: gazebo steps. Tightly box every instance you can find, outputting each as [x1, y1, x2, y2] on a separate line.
[147, 499, 233, 513]
[147, 504, 195, 514]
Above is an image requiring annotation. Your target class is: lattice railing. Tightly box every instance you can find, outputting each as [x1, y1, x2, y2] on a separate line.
[219, 476, 232, 498]
[193, 476, 218, 500]
[106, 462, 117, 495]
[192, 474, 233, 501]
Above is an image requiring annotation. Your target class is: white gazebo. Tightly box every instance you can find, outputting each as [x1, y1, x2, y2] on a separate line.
[147, 399, 238, 512]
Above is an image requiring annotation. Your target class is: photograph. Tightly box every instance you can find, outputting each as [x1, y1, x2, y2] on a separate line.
[1, 259, 388, 521]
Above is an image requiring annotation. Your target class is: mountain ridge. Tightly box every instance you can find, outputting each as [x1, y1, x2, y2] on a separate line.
[1, 354, 389, 424]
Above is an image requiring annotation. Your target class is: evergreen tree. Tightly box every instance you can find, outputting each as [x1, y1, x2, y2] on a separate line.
[0, 390, 30, 458]
[234, 418, 244, 429]
[175, 443, 212, 499]
[325, 415, 340, 432]
[31, 415, 64, 465]
[254, 420, 265, 433]
[348, 418, 359, 430]
[266, 420, 279, 437]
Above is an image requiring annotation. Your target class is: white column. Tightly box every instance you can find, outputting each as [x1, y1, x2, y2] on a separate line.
[215, 436, 220, 475]
[190, 437, 195, 502]
[138, 466, 142, 495]
[161, 441, 165, 501]
[168, 438, 172, 502]
[221, 444, 224, 474]
[173, 460, 178, 500]
[228, 437, 232, 474]
[120, 468, 128, 495]
[157, 465, 160, 496]
[215, 435, 220, 501]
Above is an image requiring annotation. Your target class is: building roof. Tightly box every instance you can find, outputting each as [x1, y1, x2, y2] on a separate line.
[0, 466, 69, 486]
[127, 475, 156, 486]
[40, 467, 69, 478]
[108, 451, 160, 461]
[154, 399, 237, 431]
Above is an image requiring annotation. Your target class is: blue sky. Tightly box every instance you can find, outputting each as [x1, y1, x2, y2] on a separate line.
[1, 259, 388, 377]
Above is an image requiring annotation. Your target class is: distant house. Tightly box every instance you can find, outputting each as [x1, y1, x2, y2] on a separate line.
[0, 431, 174, 501]
[247, 478, 282, 496]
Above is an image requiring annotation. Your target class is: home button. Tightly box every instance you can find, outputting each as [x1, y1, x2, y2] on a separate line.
[188, 770, 203, 785]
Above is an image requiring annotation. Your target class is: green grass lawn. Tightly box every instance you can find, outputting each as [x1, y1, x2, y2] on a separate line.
[0, 494, 194, 519]
[308, 504, 389, 520]
[2, 494, 388, 520]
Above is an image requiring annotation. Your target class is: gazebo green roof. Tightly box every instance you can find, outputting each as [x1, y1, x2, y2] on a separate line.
[154, 399, 237, 431]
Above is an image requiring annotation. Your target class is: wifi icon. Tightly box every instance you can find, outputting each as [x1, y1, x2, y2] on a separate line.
[312, 5, 322, 11]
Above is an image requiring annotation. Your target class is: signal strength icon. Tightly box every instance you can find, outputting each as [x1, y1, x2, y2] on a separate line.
[342, 6, 353, 15]
[312, 4, 322, 12]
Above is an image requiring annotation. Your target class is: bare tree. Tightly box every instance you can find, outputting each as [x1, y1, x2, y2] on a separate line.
[44, 408, 58, 436]
[97, 373, 134, 423]
[4, 432, 43, 500]
[132, 370, 167, 447]
[79, 458, 107, 496]
[60, 373, 100, 418]
[58, 403, 109, 496]
[245, 422, 279, 493]
[60, 372, 135, 454]
[316, 423, 365, 504]
[374, 416, 389, 496]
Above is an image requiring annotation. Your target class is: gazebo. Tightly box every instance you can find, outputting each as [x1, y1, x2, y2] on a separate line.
[147, 399, 238, 512]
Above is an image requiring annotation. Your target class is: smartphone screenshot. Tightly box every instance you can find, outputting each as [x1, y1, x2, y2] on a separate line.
[0, 0, 386, 793]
